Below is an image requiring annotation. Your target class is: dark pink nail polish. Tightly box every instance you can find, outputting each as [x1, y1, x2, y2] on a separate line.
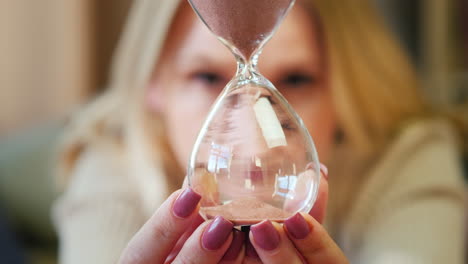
[173, 188, 201, 218]
[202, 216, 233, 250]
[284, 213, 311, 239]
[320, 163, 329, 180]
[222, 230, 245, 261]
[251, 220, 280, 251]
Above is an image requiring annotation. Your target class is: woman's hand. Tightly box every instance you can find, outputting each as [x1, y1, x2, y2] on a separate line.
[244, 213, 348, 264]
[243, 165, 349, 264]
[120, 165, 349, 263]
[119, 188, 234, 264]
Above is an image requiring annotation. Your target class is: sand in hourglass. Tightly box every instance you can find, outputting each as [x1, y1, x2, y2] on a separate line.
[202, 197, 291, 226]
[189, 0, 292, 58]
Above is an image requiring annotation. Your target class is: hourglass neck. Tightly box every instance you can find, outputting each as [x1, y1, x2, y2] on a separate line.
[235, 51, 262, 79]
[231, 49, 277, 93]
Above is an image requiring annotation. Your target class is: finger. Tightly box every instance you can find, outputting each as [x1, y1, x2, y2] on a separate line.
[242, 230, 262, 264]
[308, 163, 329, 224]
[242, 257, 263, 264]
[284, 212, 348, 263]
[173, 216, 234, 264]
[119, 188, 201, 264]
[165, 213, 205, 263]
[249, 220, 303, 264]
[219, 229, 246, 264]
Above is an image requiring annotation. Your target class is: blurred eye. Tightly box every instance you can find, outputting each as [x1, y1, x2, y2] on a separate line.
[281, 121, 295, 131]
[193, 71, 226, 87]
[280, 73, 315, 88]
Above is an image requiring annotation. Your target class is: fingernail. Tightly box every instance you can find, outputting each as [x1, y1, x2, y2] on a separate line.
[251, 220, 280, 251]
[284, 213, 311, 239]
[173, 188, 201, 218]
[202, 216, 233, 250]
[320, 163, 329, 180]
[222, 230, 245, 261]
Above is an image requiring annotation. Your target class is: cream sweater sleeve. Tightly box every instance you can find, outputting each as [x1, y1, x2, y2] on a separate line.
[53, 144, 147, 264]
[342, 123, 466, 264]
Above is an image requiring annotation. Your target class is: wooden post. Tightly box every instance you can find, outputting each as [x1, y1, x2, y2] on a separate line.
[421, 0, 453, 106]
[0, 0, 94, 136]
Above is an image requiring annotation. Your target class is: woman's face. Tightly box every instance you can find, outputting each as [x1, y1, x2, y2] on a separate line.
[148, 3, 336, 170]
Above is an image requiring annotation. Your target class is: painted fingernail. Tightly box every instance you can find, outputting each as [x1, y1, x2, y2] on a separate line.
[202, 216, 233, 250]
[251, 220, 280, 251]
[320, 163, 329, 180]
[284, 213, 311, 239]
[173, 188, 201, 218]
[222, 230, 245, 261]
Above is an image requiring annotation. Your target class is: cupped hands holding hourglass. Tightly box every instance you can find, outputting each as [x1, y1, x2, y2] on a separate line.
[119, 170, 349, 263]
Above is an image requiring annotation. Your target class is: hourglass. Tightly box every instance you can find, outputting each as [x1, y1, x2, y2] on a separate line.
[187, 0, 320, 226]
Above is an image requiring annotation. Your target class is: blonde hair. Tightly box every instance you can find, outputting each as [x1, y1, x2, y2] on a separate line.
[57, 0, 426, 188]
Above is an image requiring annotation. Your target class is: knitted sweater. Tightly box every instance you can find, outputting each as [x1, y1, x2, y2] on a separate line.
[53, 120, 466, 264]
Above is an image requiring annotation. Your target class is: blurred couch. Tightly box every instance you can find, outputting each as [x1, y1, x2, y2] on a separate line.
[0, 122, 62, 264]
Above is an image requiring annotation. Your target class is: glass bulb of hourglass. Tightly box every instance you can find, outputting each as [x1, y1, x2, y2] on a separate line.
[187, 0, 320, 226]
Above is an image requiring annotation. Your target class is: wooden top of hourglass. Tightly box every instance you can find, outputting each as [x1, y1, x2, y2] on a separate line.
[188, 0, 294, 61]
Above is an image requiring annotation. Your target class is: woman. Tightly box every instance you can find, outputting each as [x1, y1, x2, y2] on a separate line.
[53, 0, 466, 263]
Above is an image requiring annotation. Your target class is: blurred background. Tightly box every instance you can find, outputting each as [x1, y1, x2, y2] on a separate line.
[0, 0, 466, 263]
